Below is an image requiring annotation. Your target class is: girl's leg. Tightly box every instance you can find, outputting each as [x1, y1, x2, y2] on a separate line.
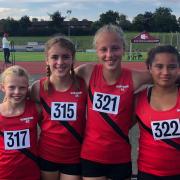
[41, 170, 59, 180]
[60, 173, 82, 180]
[83, 177, 107, 180]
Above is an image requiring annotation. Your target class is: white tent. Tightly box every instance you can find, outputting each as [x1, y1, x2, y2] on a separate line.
[129, 32, 160, 61]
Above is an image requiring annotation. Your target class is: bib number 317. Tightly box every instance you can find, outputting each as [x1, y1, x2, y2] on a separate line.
[4, 129, 30, 150]
[93, 92, 120, 114]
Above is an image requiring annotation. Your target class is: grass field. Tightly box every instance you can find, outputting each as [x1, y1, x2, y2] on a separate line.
[1, 32, 178, 62]
[7, 32, 180, 52]
[0, 51, 147, 62]
[0, 51, 97, 62]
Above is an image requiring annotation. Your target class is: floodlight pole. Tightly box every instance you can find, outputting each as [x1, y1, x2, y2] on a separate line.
[67, 10, 72, 37]
[176, 31, 179, 50]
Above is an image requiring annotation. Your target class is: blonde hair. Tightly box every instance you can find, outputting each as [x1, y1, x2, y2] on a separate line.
[93, 24, 126, 49]
[1, 65, 29, 102]
[1, 65, 29, 84]
[43, 35, 78, 92]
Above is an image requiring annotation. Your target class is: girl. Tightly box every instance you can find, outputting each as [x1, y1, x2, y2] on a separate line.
[0, 65, 40, 180]
[135, 45, 180, 180]
[30, 36, 87, 180]
[75, 24, 151, 180]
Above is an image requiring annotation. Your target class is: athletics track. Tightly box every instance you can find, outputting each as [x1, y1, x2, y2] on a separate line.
[0, 61, 147, 75]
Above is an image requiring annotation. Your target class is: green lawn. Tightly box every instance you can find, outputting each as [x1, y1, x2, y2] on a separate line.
[0, 52, 45, 62]
[8, 32, 179, 52]
[0, 51, 147, 62]
[1, 32, 176, 62]
[0, 51, 97, 62]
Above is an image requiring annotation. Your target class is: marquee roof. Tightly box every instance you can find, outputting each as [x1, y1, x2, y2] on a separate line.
[131, 32, 160, 43]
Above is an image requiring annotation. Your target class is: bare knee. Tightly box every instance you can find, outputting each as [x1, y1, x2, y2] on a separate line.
[41, 170, 59, 180]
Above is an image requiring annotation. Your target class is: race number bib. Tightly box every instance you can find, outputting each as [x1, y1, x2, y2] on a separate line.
[4, 129, 30, 150]
[92, 92, 120, 114]
[151, 119, 180, 140]
[51, 102, 77, 121]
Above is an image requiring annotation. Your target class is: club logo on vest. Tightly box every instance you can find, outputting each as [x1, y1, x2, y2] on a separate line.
[70, 91, 82, 97]
[116, 85, 129, 91]
[20, 116, 34, 123]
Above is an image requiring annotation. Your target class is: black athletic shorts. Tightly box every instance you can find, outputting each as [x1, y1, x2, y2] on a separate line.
[81, 158, 132, 180]
[39, 157, 81, 175]
[138, 171, 180, 180]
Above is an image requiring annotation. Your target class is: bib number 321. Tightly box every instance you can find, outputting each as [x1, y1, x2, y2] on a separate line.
[4, 129, 30, 150]
[93, 92, 120, 114]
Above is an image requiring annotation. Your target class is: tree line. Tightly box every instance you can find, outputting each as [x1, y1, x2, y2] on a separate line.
[0, 7, 179, 36]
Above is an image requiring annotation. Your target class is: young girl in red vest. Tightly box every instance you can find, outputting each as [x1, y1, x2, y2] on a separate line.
[31, 36, 87, 180]
[135, 45, 180, 180]
[0, 65, 40, 180]
[75, 24, 151, 180]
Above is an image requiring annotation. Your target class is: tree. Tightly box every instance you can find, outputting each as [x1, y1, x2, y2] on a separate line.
[118, 14, 131, 31]
[32, 18, 38, 22]
[153, 7, 179, 32]
[82, 19, 89, 22]
[132, 14, 145, 31]
[143, 12, 154, 32]
[99, 10, 120, 25]
[91, 21, 102, 34]
[49, 10, 65, 30]
[2, 17, 19, 35]
[132, 11, 154, 31]
[70, 17, 79, 22]
[19, 15, 32, 35]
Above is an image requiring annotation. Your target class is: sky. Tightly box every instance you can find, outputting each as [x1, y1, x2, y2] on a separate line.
[0, 0, 179, 22]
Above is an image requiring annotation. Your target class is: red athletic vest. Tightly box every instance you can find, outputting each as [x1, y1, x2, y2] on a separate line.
[39, 77, 87, 163]
[0, 99, 40, 180]
[136, 88, 180, 176]
[81, 64, 134, 163]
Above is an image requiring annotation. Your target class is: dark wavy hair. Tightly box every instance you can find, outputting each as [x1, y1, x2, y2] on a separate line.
[146, 45, 180, 69]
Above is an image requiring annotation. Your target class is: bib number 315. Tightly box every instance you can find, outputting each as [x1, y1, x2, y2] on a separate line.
[51, 102, 77, 121]
[4, 129, 30, 150]
[93, 92, 120, 114]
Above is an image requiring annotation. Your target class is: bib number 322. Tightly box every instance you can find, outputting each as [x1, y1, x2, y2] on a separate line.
[151, 119, 180, 140]
[4, 129, 30, 150]
[93, 92, 120, 114]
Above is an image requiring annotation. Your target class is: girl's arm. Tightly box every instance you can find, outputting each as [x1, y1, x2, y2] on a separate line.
[75, 63, 95, 87]
[132, 70, 152, 91]
[35, 103, 43, 127]
[29, 80, 40, 103]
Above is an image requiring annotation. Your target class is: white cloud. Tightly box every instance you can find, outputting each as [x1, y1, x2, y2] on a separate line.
[0, 0, 179, 21]
[6, 0, 55, 2]
[0, 8, 11, 13]
[136, 0, 180, 7]
[51, 2, 88, 10]
[0, 8, 29, 19]
[0, 0, 123, 3]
